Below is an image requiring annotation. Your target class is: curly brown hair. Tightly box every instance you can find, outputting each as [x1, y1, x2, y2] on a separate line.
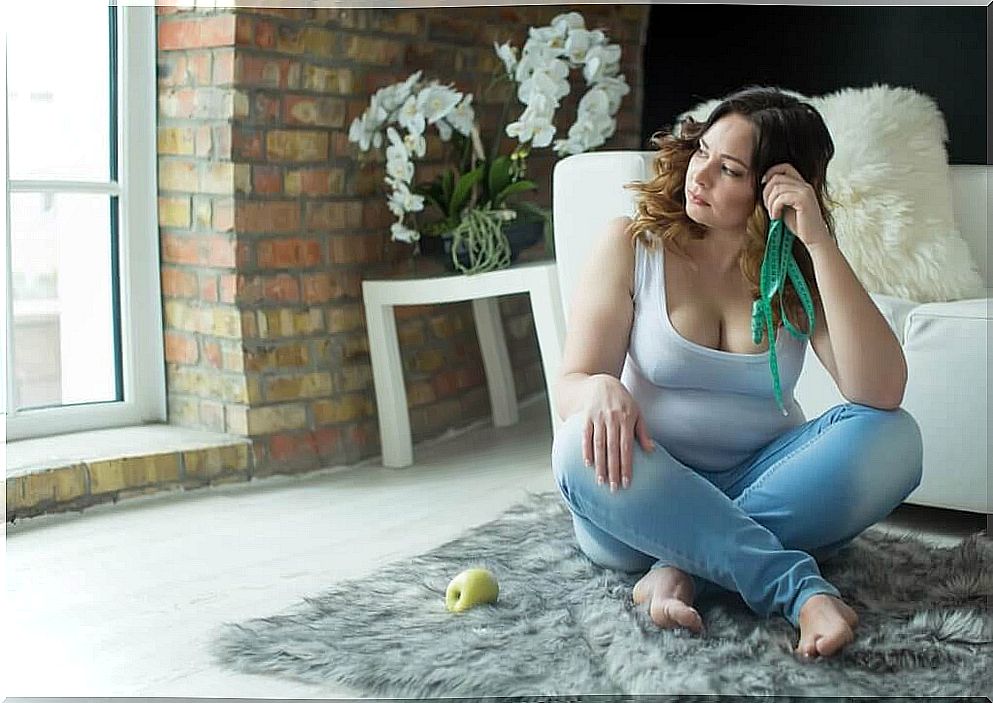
[625, 86, 837, 334]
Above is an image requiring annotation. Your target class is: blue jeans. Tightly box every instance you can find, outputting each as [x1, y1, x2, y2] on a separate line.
[551, 403, 923, 627]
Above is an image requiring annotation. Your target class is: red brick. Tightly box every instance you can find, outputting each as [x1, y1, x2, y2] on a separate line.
[188, 51, 212, 85]
[161, 233, 200, 266]
[431, 369, 461, 398]
[213, 198, 235, 233]
[164, 331, 199, 364]
[305, 201, 363, 231]
[254, 19, 277, 49]
[207, 236, 237, 267]
[203, 340, 223, 369]
[252, 92, 281, 123]
[199, 273, 219, 302]
[253, 165, 283, 195]
[257, 239, 323, 269]
[362, 201, 394, 229]
[234, 14, 255, 45]
[161, 267, 199, 298]
[232, 128, 263, 160]
[220, 274, 237, 304]
[314, 427, 341, 457]
[235, 201, 301, 234]
[236, 55, 296, 89]
[301, 273, 334, 304]
[263, 274, 301, 302]
[158, 15, 236, 51]
[283, 95, 346, 128]
[328, 233, 384, 265]
[268, 431, 318, 463]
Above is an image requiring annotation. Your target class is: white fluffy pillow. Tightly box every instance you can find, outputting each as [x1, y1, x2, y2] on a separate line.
[677, 84, 984, 302]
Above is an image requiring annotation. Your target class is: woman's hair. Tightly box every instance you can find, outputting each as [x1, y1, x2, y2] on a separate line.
[625, 85, 837, 333]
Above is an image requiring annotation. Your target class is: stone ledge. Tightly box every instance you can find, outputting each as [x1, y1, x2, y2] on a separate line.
[6, 424, 254, 522]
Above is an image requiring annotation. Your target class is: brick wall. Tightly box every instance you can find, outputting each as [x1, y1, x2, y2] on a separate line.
[156, 5, 648, 476]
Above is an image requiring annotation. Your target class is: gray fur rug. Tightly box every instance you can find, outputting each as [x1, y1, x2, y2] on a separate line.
[212, 491, 991, 697]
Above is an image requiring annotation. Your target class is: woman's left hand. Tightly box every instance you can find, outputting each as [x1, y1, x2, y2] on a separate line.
[761, 163, 833, 251]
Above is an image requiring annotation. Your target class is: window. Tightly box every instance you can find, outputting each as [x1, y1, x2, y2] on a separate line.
[3, 5, 164, 441]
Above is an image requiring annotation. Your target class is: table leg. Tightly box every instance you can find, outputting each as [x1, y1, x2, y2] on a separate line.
[364, 300, 413, 467]
[528, 269, 566, 435]
[471, 297, 519, 427]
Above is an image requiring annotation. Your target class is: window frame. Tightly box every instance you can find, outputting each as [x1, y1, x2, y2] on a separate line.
[4, 5, 165, 442]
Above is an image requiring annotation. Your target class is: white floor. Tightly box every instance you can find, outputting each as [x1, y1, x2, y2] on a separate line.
[4, 396, 986, 698]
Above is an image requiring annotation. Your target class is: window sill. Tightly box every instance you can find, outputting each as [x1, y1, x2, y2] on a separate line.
[6, 424, 253, 522]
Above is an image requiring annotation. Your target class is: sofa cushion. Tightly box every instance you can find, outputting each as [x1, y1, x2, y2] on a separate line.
[678, 85, 986, 304]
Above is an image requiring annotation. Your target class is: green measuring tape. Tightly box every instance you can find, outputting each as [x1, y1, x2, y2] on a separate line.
[750, 218, 817, 416]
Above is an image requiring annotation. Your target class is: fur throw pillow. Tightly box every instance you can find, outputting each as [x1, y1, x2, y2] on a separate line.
[677, 84, 985, 303]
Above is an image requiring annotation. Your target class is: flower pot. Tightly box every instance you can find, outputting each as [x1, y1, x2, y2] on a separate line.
[431, 220, 543, 272]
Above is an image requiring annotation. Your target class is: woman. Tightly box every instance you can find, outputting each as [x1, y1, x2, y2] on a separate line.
[550, 86, 923, 659]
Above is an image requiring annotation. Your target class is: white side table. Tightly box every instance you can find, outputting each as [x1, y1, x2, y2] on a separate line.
[362, 260, 566, 467]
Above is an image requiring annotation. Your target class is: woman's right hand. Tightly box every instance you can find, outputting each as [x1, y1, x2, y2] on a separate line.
[582, 374, 655, 491]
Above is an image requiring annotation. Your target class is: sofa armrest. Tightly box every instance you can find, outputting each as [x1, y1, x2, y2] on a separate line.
[899, 292, 990, 513]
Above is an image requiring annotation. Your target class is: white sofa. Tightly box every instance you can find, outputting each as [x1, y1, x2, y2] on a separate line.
[551, 151, 989, 514]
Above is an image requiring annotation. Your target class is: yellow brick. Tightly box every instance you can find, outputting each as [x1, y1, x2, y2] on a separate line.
[246, 404, 309, 434]
[200, 162, 234, 194]
[193, 196, 212, 228]
[159, 159, 198, 191]
[406, 380, 436, 406]
[184, 444, 249, 480]
[342, 334, 368, 361]
[90, 455, 182, 495]
[257, 309, 322, 339]
[302, 27, 336, 56]
[266, 130, 328, 161]
[429, 314, 464, 339]
[412, 348, 446, 373]
[6, 466, 88, 510]
[313, 394, 373, 424]
[233, 89, 250, 119]
[265, 372, 333, 402]
[168, 395, 201, 425]
[206, 306, 242, 339]
[327, 304, 365, 333]
[159, 196, 191, 228]
[158, 127, 196, 156]
[164, 299, 199, 333]
[234, 163, 252, 194]
[339, 363, 372, 392]
[301, 65, 353, 94]
[226, 404, 249, 435]
[398, 321, 426, 347]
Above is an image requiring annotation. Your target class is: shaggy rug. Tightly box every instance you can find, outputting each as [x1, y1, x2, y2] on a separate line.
[212, 492, 991, 697]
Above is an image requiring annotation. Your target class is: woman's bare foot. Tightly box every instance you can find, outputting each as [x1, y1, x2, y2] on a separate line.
[795, 594, 859, 659]
[632, 566, 704, 634]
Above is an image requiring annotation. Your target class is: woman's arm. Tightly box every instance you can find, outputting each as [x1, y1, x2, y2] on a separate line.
[806, 239, 907, 409]
[553, 216, 637, 421]
[761, 163, 907, 409]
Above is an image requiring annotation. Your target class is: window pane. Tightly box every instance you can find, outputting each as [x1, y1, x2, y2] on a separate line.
[10, 192, 120, 410]
[7, 5, 112, 182]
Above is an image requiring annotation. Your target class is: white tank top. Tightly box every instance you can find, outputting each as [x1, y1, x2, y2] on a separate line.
[620, 237, 808, 472]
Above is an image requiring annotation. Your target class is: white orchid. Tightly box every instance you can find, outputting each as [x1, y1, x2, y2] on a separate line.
[500, 12, 628, 157]
[348, 12, 628, 245]
[416, 83, 462, 125]
[494, 41, 519, 78]
[391, 220, 420, 244]
[397, 95, 426, 136]
[387, 180, 425, 217]
[446, 94, 476, 137]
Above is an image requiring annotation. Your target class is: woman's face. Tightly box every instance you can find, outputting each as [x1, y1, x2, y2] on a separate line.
[684, 113, 758, 236]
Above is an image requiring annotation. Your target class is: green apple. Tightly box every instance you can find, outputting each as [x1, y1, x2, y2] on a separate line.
[445, 567, 499, 612]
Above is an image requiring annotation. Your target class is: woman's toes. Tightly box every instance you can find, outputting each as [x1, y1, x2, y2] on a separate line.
[650, 597, 704, 633]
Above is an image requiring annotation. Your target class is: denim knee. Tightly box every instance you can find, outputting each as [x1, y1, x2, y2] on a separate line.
[551, 413, 589, 498]
[853, 404, 924, 499]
